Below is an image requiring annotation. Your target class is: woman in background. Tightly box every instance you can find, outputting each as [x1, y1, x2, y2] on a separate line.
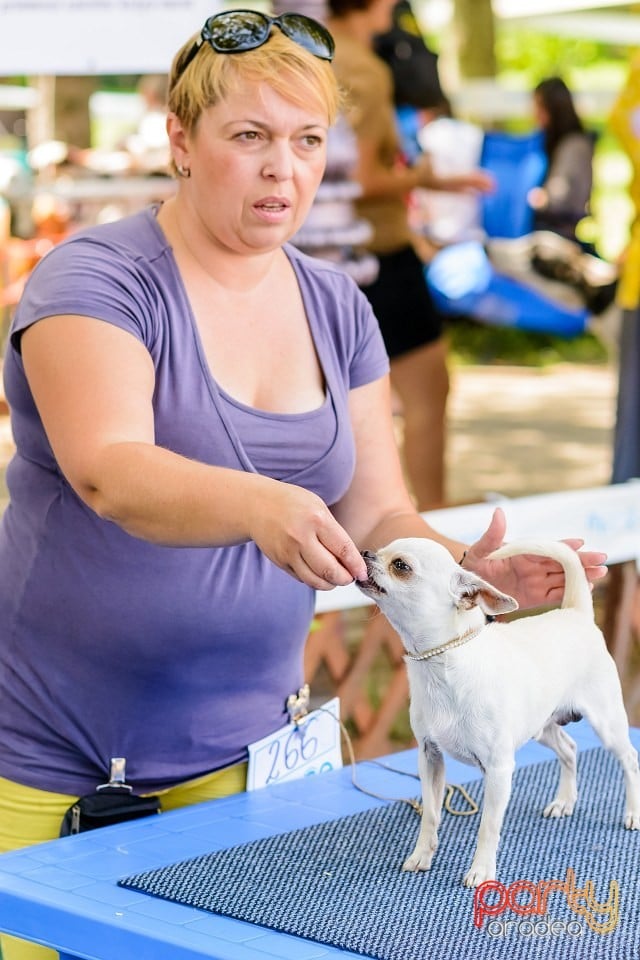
[489, 76, 616, 315]
[528, 76, 594, 245]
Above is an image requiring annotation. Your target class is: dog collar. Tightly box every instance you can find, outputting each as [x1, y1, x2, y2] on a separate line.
[404, 624, 485, 662]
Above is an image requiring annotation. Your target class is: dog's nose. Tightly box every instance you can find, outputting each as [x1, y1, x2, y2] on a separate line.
[361, 550, 376, 560]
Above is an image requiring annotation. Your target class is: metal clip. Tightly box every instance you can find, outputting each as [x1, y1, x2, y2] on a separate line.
[97, 756, 133, 792]
[286, 684, 311, 726]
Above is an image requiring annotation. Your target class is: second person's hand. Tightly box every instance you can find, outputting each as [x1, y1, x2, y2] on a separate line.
[463, 507, 608, 609]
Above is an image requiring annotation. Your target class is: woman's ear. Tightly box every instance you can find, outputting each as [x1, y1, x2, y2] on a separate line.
[166, 112, 190, 170]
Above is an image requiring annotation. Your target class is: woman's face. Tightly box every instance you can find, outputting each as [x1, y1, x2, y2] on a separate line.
[170, 79, 329, 255]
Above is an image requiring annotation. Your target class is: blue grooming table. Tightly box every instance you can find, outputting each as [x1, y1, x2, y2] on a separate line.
[0, 721, 630, 959]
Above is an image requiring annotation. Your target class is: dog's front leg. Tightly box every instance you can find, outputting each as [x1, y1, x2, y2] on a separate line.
[463, 761, 514, 888]
[403, 739, 445, 872]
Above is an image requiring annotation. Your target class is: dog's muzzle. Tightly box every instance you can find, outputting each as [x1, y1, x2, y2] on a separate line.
[356, 551, 386, 595]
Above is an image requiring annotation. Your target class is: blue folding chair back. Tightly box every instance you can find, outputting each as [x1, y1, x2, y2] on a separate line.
[479, 128, 547, 239]
[425, 130, 590, 337]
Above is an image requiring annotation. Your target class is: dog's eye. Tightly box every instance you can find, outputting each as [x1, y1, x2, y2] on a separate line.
[391, 558, 412, 574]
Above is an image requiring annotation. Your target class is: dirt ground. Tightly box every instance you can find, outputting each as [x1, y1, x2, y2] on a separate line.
[445, 360, 617, 506]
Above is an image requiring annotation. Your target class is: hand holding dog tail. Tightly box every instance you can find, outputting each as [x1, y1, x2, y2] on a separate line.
[487, 540, 595, 618]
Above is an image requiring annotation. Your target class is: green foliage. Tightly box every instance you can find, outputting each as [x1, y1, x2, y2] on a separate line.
[495, 26, 625, 87]
[97, 75, 140, 93]
[447, 316, 609, 368]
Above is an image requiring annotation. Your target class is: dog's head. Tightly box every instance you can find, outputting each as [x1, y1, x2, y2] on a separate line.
[356, 538, 518, 650]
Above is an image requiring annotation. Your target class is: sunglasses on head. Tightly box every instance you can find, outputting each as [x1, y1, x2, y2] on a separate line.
[176, 8, 335, 80]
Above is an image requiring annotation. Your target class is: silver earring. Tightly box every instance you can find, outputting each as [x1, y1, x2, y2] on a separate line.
[177, 164, 191, 179]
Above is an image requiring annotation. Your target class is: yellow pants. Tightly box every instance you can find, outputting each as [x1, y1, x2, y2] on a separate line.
[0, 764, 247, 960]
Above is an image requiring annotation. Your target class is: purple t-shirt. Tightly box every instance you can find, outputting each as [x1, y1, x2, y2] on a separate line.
[0, 207, 389, 795]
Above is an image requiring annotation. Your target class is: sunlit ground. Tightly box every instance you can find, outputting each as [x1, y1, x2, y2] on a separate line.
[446, 360, 616, 505]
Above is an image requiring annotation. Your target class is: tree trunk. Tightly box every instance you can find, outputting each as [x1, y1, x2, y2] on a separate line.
[53, 76, 99, 148]
[452, 0, 496, 79]
[26, 75, 99, 152]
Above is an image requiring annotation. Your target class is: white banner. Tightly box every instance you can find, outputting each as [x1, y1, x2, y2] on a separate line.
[0, 0, 220, 76]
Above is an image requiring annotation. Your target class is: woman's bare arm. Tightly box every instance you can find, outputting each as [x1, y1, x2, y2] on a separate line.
[20, 314, 366, 588]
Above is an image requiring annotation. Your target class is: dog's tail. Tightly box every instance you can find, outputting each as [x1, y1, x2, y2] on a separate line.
[487, 540, 594, 618]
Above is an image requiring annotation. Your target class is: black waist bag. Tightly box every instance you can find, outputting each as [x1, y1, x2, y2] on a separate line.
[60, 758, 161, 836]
[60, 787, 161, 836]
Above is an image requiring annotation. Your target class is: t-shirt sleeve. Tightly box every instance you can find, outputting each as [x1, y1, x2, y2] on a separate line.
[348, 284, 390, 389]
[288, 247, 390, 390]
[10, 235, 156, 353]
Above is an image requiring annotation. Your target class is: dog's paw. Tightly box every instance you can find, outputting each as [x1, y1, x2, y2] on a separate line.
[543, 797, 576, 819]
[624, 809, 640, 830]
[463, 861, 496, 888]
[402, 844, 436, 872]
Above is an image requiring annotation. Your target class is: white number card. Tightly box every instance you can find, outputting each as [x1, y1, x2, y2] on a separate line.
[247, 697, 342, 791]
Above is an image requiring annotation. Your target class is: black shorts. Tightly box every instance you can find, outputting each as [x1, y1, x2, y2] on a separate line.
[360, 245, 445, 359]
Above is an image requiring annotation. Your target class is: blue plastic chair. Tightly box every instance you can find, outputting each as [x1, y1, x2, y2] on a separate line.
[425, 129, 590, 337]
[427, 241, 588, 338]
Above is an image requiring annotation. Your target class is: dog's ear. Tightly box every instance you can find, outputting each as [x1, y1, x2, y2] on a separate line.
[450, 570, 519, 615]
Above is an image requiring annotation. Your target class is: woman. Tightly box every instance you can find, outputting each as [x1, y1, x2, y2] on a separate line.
[528, 76, 594, 244]
[326, 0, 493, 511]
[0, 12, 606, 959]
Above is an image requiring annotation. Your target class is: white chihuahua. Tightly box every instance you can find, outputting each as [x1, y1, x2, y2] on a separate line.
[356, 538, 640, 887]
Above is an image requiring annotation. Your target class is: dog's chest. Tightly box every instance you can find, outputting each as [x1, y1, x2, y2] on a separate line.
[408, 665, 491, 769]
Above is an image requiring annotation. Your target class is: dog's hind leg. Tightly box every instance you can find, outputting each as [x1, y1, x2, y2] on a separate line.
[536, 721, 578, 818]
[581, 674, 640, 829]
[403, 739, 445, 872]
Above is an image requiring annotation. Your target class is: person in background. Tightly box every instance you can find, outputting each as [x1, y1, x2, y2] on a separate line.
[326, 0, 494, 511]
[609, 51, 640, 486]
[121, 73, 171, 175]
[373, 0, 451, 163]
[528, 76, 595, 245]
[0, 11, 606, 959]
[487, 76, 617, 317]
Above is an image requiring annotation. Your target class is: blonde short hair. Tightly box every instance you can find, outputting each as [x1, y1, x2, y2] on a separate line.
[167, 27, 341, 173]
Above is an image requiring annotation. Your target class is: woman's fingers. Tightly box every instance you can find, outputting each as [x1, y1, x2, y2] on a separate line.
[292, 526, 366, 590]
[250, 482, 367, 589]
[509, 551, 608, 607]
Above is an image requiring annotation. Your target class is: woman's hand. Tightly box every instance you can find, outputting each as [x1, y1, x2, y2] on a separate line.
[248, 480, 367, 591]
[415, 159, 495, 195]
[463, 507, 608, 609]
[527, 185, 548, 210]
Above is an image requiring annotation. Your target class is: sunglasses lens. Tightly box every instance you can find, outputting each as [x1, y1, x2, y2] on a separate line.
[206, 11, 269, 52]
[279, 14, 335, 60]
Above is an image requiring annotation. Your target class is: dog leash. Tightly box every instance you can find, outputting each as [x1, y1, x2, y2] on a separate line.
[313, 705, 478, 818]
